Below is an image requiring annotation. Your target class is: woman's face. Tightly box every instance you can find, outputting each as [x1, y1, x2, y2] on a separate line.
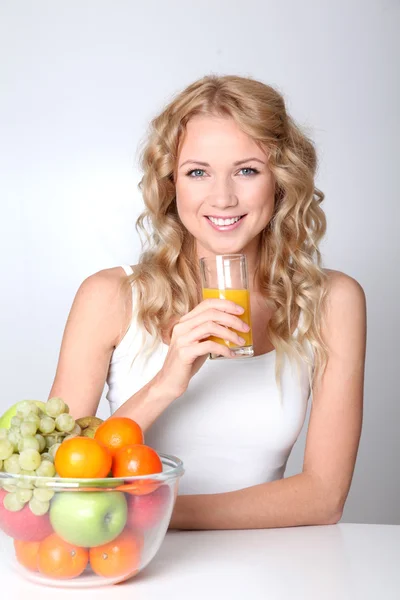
[175, 115, 275, 259]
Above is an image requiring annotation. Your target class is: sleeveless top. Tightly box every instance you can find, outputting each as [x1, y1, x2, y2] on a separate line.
[106, 265, 313, 495]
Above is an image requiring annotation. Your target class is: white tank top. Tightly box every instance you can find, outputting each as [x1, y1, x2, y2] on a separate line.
[106, 265, 313, 495]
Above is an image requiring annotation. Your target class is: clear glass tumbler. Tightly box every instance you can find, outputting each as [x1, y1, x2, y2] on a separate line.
[199, 254, 254, 359]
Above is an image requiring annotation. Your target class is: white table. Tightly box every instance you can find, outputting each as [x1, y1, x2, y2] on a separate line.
[2, 523, 399, 599]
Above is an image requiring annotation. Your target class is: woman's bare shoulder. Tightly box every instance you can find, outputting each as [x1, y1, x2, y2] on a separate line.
[322, 268, 366, 325]
[84, 264, 133, 282]
[323, 268, 365, 297]
[74, 266, 135, 346]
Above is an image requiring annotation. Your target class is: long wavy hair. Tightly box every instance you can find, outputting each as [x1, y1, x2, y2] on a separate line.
[123, 74, 329, 391]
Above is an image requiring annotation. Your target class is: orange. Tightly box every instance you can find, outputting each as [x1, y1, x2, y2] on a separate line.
[94, 417, 144, 457]
[14, 539, 40, 572]
[89, 529, 143, 579]
[112, 444, 163, 495]
[37, 533, 88, 579]
[54, 436, 112, 478]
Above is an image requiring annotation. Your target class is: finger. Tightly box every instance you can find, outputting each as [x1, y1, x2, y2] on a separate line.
[174, 309, 249, 337]
[182, 340, 235, 361]
[184, 321, 246, 347]
[179, 298, 244, 324]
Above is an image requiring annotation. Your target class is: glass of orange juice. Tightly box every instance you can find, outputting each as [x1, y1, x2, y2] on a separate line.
[199, 254, 254, 359]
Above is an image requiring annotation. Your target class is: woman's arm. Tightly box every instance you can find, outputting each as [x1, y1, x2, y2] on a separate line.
[169, 270, 367, 530]
[48, 268, 176, 425]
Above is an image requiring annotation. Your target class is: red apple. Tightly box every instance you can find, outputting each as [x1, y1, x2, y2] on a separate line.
[0, 489, 53, 541]
[126, 485, 171, 531]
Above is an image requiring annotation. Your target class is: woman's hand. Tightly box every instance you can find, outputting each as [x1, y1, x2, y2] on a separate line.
[155, 298, 250, 398]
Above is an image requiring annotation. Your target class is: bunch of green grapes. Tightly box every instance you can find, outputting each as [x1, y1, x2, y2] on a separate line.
[0, 397, 80, 516]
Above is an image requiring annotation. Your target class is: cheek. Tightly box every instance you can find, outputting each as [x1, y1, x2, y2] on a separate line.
[175, 180, 203, 219]
[175, 190, 198, 232]
[246, 179, 275, 216]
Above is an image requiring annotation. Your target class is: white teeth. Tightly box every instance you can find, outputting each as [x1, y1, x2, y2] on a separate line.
[208, 216, 241, 226]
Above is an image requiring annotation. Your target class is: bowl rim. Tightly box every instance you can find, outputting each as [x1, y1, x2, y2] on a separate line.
[0, 452, 184, 489]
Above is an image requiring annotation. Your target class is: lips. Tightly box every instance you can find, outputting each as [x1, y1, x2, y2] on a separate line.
[205, 214, 246, 232]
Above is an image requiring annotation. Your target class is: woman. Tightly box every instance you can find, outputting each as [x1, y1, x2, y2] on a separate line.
[48, 75, 366, 530]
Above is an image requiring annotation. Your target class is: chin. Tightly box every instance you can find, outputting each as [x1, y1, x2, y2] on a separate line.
[202, 244, 245, 256]
[206, 237, 252, 254]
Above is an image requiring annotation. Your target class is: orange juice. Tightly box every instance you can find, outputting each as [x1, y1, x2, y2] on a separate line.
[202, 288, 253, 349]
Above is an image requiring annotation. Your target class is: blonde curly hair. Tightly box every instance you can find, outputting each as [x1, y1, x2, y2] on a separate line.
[123, 74, 329, 391]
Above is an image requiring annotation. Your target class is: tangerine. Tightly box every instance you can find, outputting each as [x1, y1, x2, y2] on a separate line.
[54, 436, 112, 478]
[89, 529, 143, 579]
[112, 444, 163, 495]
[37, 533, 88, 579]
[94, 417, 144, 457]
[14, 539, 40, 572]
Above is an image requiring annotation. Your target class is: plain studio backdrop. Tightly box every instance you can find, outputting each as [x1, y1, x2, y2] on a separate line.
[1, 0, 399, 525]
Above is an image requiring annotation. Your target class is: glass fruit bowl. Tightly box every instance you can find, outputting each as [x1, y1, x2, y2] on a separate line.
[0, 453, 184, 588]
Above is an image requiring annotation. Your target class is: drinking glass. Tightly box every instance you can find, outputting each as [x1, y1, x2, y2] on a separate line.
[199, 254, 254, 359]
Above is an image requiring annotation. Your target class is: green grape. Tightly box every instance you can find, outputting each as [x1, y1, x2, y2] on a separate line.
[45, 433, 64, 447]
[29, 497, 50, 516]
[19, 449, 41, 471]
[0, 428, 8, 440]
[4, 492, 25, 512]
[16, 488, 33, 504]
[4, 454, 21, 474]
[20, 421, 37, 437]
[25, 414, 41, 429]
[39, 416, 56, 434]
[10, 416, 23, 429]
[0, 459, 3, 471]
[35, 434, 46, 453]
[16, 400, 40, 418]
[44, 435, 55, 448]
[55, 414, 75, 433]
[17, 473, 35, 490]
[17, 477, 34, 490]
[70, 423, 82, 436]
[33, 487, 54, 502]
[65, 432, 83, 441]
[21, 469, 36, 477]
[34, 477, 52, 488]
[18, 436, 40, 453]
[40, 452, 54, 463]
[45, 397, 66, 418]
[7, 429, 22, 451]
[2, 482, 17, 493]
[0, 439, 14, 461]
[49, 443, 61, 460]
[36, 460, 56, 478]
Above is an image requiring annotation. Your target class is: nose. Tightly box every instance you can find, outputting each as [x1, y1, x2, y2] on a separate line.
[209, 176, 239, 210]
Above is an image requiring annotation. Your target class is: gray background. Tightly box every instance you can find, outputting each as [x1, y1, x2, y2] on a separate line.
[1, 0, 399, 525]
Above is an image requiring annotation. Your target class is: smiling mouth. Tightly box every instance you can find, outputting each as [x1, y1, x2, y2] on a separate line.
[206, 215, 246, 226]
[204, 214, 247, 231]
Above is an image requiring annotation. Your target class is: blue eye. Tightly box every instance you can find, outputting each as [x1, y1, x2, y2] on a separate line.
[185, 167, 260, 178]
[186, 169, 205, 178]
[239, 167, 259, 176]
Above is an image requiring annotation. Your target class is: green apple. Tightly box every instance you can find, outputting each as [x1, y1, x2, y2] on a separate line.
[76, 478, 119, 490]
[0, 400, 46, 429]
[49, 491, 127, 547]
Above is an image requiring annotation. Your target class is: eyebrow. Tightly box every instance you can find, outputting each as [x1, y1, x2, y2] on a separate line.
[179, 157, 266, 168]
